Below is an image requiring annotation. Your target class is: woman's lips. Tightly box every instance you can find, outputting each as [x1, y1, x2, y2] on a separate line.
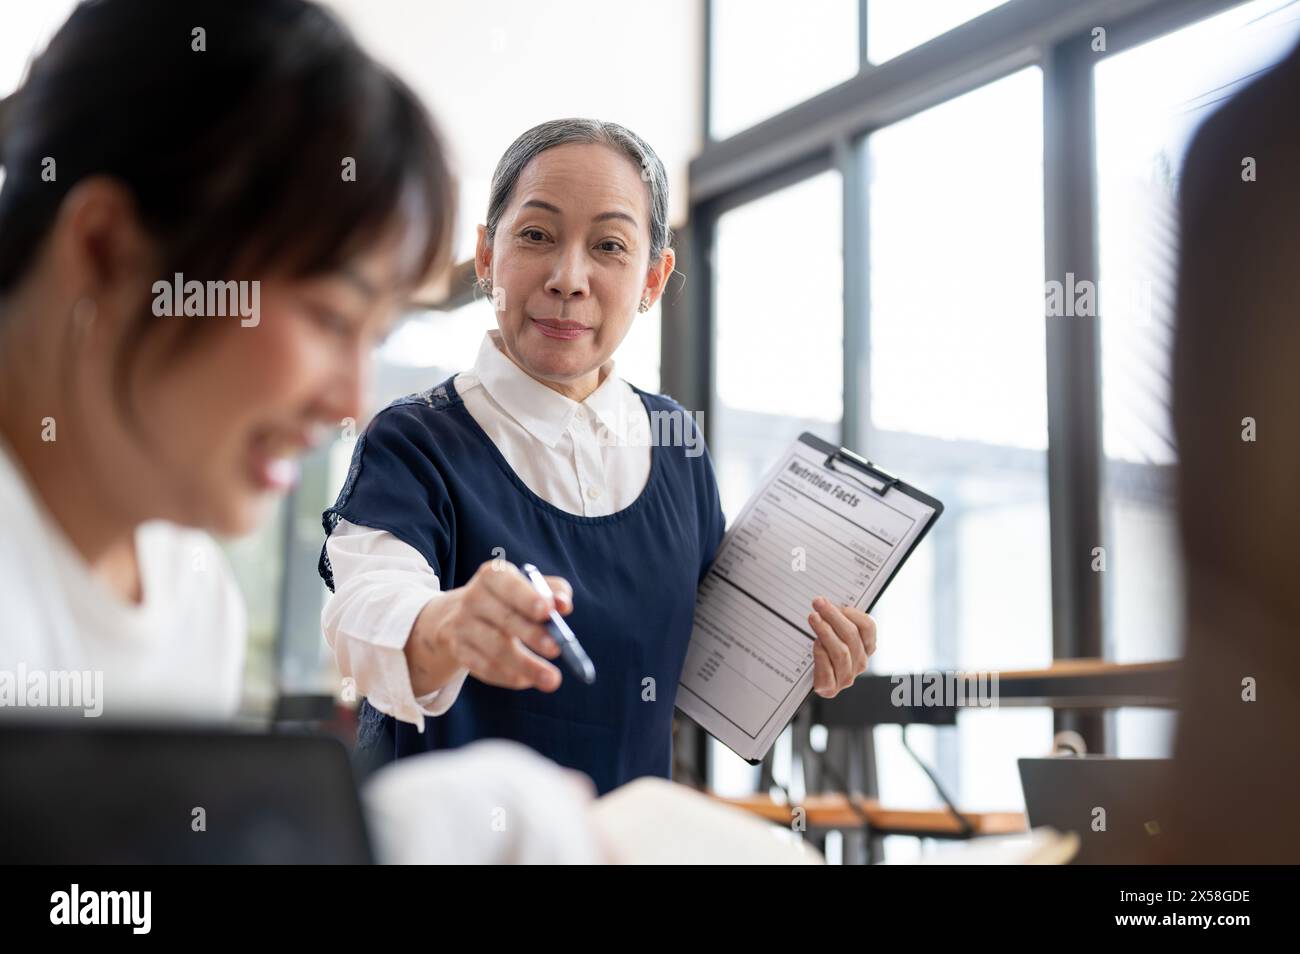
[530, 316, 591, 340]
[248, 431, 313, 491]
[251, 455, 301, 491]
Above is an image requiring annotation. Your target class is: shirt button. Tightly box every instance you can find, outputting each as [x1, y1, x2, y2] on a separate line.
[574, 406, 586, 421]
[587, 486, 601, 500]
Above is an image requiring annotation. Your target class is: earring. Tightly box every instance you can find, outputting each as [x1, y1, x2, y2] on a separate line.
[478, 275, 493, 296]
[637, 293, 651, 313]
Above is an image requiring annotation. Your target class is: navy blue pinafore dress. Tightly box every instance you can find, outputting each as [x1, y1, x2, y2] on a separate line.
[319, 375, 725, 795]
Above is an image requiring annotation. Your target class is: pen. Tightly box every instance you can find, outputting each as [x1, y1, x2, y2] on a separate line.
[520, 563, 596, 685]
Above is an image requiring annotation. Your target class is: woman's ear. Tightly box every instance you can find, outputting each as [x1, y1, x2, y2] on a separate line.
[53, 175, 157, 324]
[474, 223, 492, 282]
[642, 247, 676, 309]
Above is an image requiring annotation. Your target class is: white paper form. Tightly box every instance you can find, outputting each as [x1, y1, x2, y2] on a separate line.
[676, 436, 939, 763]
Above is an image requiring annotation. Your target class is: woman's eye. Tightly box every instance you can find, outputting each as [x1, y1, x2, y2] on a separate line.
[308, 304, 351, 336]
[521, 228, 547, 242]
[598, 240, 627, 253]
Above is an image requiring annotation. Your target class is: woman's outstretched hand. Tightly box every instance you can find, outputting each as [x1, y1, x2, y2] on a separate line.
[406, 560, 573, 695]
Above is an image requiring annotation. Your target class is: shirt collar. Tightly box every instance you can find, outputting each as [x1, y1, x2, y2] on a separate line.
[472, 331, 634, 447]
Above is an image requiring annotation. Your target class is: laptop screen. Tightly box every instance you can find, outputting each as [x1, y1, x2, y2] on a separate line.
[0, 721, 372, 864]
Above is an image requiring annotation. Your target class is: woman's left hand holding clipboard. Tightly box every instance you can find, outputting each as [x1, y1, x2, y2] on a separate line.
[807, 598, 878, 698]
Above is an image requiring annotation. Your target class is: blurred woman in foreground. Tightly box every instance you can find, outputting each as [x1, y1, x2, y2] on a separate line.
[1159, 36, 1300, 863]
[0, 0, 453, 716]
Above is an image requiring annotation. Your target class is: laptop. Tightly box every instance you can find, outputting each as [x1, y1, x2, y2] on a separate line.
[1018, 756, 1170, 864]
[0, 720, 373, 863]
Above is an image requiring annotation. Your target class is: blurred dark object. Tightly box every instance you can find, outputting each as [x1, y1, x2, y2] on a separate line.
[1019, 756, 1169, 863]
[0, 720, 372, 863]
[1164, 36, 1300, 863]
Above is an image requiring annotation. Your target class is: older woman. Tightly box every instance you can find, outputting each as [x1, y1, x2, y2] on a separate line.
[320, 119, 879, 793]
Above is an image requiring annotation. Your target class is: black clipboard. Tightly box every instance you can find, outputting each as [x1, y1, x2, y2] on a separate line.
[679, 432, 945, 765]
[797, 432, 944, 616]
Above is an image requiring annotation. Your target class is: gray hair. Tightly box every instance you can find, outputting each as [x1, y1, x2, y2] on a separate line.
[484, 118, 672, 264]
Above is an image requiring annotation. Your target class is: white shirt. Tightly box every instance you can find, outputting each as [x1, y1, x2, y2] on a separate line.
[322, 330, 653, 729]
[0, 436, 246, 721]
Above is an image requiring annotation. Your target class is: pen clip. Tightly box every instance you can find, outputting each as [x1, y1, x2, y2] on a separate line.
[825, 447, 899, 497]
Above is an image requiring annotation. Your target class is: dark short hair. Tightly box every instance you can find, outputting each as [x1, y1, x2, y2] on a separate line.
[0, 0, 455, 399]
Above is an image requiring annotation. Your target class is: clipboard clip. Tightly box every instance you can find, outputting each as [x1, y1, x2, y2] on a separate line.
[825, 445, 900, 497]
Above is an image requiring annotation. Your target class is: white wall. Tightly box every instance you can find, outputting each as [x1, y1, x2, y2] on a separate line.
[324, 0, 704, 262]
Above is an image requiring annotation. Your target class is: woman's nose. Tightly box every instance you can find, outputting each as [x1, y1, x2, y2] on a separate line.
[544, 243, 590, 300]
[322, 344, 370, 429]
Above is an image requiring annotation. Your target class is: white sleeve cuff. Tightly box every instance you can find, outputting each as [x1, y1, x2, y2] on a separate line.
[413, 665, 471, 717]
[322, 521, 471, 729]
